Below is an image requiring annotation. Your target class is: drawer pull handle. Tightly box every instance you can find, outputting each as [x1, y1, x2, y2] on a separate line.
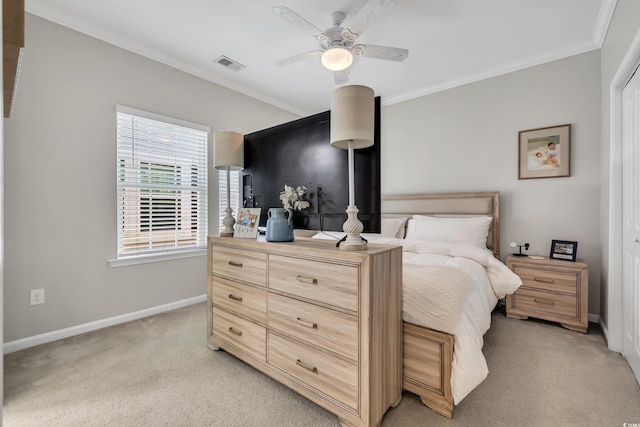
[534, 297, 555, 305]
[228, 261, 243, 268]
[295, 317, 318, 329]
[534, 277, 554, 284]
[296, 359, 318, 374]
[228, 327, 243, 336]
[296, 275, 318, 285]
[228, 294, 243, 302]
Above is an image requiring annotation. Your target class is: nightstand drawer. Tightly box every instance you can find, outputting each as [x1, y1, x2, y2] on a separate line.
[212, 307, 266, 361]
[268, 293, 358, 361]
[211, 277, 267, 324]
[269, 255, 358, 312]
[513, 266, 577, 295]
[212, 246, 267, 287]
[512, 288, 577, 318]
[268, 332, 358, 411]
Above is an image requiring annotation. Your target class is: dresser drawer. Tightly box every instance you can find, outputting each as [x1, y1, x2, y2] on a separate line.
[268, 332, 358, 411]
[211, 277, 267, 324]
[212, 246, 267, 287]
[269, 255, 358, 312]
[513, 266, 577, 295]
[212, 307, 266, 361]
[268, 293, 358, 361]
[512, 288, 577, 318]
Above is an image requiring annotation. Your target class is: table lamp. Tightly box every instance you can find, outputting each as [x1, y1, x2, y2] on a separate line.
[330, 84, 374, 251]
[214, 130, 244, 237]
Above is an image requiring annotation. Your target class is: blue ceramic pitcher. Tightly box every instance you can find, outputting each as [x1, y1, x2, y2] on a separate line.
[266, 208, 294, 242]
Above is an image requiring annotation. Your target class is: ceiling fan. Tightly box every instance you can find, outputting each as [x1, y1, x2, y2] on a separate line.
[273, 0, 409, 84]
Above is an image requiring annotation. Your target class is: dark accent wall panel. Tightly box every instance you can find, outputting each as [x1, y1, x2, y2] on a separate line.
[242, 97, 381, 233]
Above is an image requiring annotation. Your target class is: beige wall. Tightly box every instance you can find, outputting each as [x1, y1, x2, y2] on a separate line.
[3, 10, 615, 342]
[3, 14, 297, 342]
[599, 0, 640, 331]
[381, 51, 602, 315]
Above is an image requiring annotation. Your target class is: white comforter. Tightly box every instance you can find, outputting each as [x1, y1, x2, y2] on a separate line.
[362, 236, 522, 404]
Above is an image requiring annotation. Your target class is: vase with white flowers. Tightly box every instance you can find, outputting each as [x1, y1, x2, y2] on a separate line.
[266, 185, 309, 242]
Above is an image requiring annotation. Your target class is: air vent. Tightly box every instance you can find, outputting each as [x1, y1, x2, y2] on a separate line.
[214, 55, 246, 72]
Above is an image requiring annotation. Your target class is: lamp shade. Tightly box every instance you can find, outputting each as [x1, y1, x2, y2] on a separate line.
[214, 130, 244, 170]
[321, 47, 353, 71]
[330, 85, 374, 150]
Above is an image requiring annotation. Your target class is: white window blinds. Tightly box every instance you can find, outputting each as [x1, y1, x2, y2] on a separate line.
[116, 105, 209, 258]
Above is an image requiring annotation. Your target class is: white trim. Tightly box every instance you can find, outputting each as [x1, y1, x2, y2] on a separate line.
[25, 3, 308, 117]
[115, 104, 210, 133]
[600, 317, 610, 344]
[384, 40, 600, 108]
[26, 2, 616, 118]
[3, 295, 206, 354]
[109, 248, 206, 267]
[593, 0, 618, 47]
[589, 313, 600, 324]
[607, 29, 640, 353]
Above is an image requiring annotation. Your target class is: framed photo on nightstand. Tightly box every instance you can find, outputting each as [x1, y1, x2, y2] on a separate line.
[550, 239, 578, 261]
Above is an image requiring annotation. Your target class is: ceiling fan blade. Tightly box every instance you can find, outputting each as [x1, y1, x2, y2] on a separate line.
[354, 44, 408, 62]
[334, 69, 349, 85]
[273, 6, 324, 40]
[345, 0, 395, 38]
[274, 50, 323, 67]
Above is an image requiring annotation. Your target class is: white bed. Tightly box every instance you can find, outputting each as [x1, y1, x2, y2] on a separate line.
[315, 191, 522, 417]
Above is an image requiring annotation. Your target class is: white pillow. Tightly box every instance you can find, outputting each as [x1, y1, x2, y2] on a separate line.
[381, 217, 408, 239]
[405, 215, 493, 248]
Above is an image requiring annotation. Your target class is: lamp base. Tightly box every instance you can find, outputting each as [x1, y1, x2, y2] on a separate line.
[339, 205, 367, 251]
[221, 207, 236, 237]
[340, 241, 368, 251]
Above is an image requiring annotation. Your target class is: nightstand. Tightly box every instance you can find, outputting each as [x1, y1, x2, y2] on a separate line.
[505, 255, 588, 333]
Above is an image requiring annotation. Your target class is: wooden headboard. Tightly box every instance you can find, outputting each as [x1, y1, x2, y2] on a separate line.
[381, 192, 500, 258]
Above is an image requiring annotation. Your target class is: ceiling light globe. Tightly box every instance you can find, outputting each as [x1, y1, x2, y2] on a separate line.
[321, 47, 353, 71]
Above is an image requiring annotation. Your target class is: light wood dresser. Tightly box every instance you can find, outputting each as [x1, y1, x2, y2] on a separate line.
[207, 236, 403, 427]
[505, 255, 588, 333]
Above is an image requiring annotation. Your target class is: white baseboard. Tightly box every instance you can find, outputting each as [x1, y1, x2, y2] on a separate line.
[3, 295, 206, 354]
[595, 315, 623, 354]
[2, 302, 608, 355]
[599, 317, 609, 340]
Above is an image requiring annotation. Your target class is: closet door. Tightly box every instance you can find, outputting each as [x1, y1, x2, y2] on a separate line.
[622, 66, 640, 384]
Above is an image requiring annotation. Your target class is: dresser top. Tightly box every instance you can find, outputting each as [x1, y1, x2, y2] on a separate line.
[209, 235, 401, 263]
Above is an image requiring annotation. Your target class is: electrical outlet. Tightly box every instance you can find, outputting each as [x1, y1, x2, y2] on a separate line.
[30, 289, 45, 306]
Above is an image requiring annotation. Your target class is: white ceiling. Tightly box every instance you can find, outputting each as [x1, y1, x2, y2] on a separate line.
[26, 0, 616, 116]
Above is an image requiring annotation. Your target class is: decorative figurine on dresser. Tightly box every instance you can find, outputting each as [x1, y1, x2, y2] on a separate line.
[206, 236, 403, 427]
[505, 255, 589, 333]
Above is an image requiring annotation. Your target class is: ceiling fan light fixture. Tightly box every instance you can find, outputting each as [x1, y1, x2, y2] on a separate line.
[321, 47, 353, 71]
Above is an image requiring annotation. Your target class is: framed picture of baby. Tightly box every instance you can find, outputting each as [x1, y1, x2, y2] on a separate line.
[518, 124, 571, 179]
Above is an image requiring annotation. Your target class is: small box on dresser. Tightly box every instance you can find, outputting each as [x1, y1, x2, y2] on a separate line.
[505, 255, 588, 333]
[207, 236, 403, 427]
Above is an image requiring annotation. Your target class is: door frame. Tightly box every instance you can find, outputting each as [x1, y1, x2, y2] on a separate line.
[608, 29, 640, 352]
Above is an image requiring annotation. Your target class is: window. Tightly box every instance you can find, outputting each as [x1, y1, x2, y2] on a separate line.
[116, 105, 209, 260]
[218, 169, 241, 232]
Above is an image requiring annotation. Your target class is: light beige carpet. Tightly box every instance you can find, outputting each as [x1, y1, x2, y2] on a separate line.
[4, 303, 640, 426]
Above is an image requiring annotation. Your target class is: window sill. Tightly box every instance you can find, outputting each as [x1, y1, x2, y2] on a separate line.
[109, 249, 206, 268]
